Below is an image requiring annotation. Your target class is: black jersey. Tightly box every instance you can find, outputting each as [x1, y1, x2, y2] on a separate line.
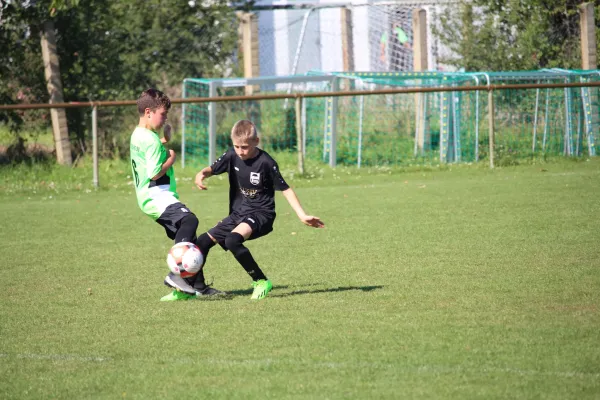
[210, 148, 290, 216]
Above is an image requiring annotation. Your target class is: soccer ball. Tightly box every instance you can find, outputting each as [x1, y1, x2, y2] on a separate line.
[166, 242, 204, 278]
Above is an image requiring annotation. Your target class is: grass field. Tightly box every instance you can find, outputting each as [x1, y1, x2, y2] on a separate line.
[1, 158, 599, 399]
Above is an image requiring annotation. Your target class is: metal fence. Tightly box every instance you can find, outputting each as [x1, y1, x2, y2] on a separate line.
[2, 70, 599, 187]
[182, 70, 600, 170]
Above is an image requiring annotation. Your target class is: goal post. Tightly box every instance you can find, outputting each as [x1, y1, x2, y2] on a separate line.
[181, 74, 337, 168]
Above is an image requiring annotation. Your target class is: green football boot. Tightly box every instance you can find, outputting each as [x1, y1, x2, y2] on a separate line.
[160, 290, 196, 302]
[250, 279, 273, 300]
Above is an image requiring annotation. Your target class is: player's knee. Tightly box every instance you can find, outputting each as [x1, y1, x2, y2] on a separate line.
[180, 213, 199, 230]
[176, 214, 198, 243]
[224, 232, 247, 256]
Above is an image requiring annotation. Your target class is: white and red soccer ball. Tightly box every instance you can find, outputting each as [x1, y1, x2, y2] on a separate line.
[166, 242, 204, 278]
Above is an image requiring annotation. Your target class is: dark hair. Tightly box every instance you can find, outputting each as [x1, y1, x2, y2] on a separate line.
[137, 88, 171, 116]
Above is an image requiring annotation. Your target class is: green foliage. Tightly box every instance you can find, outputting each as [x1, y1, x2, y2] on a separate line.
[435, 0, 595, 71]
[0, 0, 237, 159]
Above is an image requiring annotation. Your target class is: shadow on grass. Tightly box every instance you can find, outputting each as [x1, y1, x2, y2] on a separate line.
[272, 285, 384, 298]
[203, 285, 384, 300]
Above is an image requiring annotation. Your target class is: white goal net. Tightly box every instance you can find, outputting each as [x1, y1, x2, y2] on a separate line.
[252, 0, 457, 76]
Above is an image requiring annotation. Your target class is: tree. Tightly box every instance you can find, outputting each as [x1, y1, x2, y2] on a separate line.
[435, 0, 599, 71]
[0, 0, 238, 161]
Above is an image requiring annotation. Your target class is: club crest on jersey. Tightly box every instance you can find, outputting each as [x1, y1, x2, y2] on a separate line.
[250, 172, 260, 185]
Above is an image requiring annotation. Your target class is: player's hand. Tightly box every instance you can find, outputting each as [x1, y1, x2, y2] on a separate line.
[163, 124, 172, 143]
[300, 215, 325, 228]
[195, 171, 208, 190]
[168, 149, 176, 163]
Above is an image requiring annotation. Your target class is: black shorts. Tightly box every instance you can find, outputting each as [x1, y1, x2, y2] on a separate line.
[156, 202, 196, 240]
[208, 212, 274, 250]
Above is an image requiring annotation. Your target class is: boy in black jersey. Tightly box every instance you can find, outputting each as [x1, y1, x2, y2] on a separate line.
[191, 120, 325, 300]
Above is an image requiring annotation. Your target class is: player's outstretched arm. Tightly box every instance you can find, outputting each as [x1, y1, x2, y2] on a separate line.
[195, 166, 213, 190]
[281, 188, 325, 228]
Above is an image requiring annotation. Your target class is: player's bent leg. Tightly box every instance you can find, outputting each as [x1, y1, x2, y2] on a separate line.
[251, 279, 273, 300]
[224, 232, 267, 281]
[175, 213, 199, 244]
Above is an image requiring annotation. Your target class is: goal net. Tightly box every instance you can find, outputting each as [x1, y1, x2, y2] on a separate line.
[252, 0, 456, 76]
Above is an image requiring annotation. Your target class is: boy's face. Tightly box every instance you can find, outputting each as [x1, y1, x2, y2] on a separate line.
[232, 136, 259, 160]
[144, 106, 168, 131]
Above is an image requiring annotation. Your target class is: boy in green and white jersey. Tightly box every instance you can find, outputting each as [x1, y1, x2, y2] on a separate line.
[130, 88, 224, 301]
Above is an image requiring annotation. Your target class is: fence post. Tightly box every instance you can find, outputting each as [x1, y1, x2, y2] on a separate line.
[181, 81, 186, 168]
[329, 78, 339, 168]
[208, 81, 217, 165]
[238, 12, 260, 95]
[92, 105, 99, 187]
[579, 2, 597, 70]
[296, 96, 305, 174]
[488, 89, 495, 169]
[413, 9, 428, 153]
[41, 20, 72, 166]
[341, 7, 354, 72]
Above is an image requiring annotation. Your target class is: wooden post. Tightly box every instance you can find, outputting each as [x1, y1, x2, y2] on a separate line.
[488, 89, 495, 169]
[579, 3, 597, 69]
[40, 20, 72, 166]
[579, 2, 599, 154]
[412, 8, 428, 153]
[295, 97, 304, 174]
[341, 7, 354, 72]
[412, 9, 428, 71]
[238, 12, 260, 95]
[238, 11, 261, 130]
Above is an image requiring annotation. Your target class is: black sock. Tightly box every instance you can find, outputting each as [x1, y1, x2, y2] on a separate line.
[187, 269, 206, 290]
[224, 233, 267, 281]
[195, 232, 216, 257]
[175, 214, 198, 243]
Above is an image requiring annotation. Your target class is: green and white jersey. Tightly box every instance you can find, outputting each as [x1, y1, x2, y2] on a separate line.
[130, 126, 179, 220]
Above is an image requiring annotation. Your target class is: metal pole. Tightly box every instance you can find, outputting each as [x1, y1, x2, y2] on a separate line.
[414, 92, 421, 157]
[439, 92, 446, 163]
[422, 93, 428, 156]
[92, 105, 99, 188]
[322, 98, 329, 161]
[543, 88, 549, 151]
[475, 90, 480, 161]
[564, 86, 573, 155]
[581, 83, 597, 156]
[577, 106, 583, 156]
[302, 97, 307, 157]
[452, 90, 460, 162]
[358, 94, 364, 168]
[472, 75, 480, 162]
[488, 89, 495, 169]
[208, 81, 217, 164]
[181, 81, 187, 168]
[329, 78, 339, 168]
[295, 97, 305, 174]
[533, 86, 539, 152]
